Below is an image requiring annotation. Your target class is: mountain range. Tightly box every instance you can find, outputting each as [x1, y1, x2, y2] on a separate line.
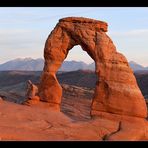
[0, 58, 147, 72]
[0, 58, 95, 71]
[129, 61, 148, 71]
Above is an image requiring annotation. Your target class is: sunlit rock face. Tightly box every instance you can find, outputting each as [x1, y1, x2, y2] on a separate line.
[39, 17, 147, 118]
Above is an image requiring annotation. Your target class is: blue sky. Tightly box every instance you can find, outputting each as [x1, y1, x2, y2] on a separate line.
[0, 7, 148, 66]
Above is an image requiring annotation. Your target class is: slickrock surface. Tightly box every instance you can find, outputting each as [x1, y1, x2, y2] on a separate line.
[0, 100, 148, 141]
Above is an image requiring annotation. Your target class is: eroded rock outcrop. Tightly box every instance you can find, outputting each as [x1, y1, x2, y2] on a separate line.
[24, 80, 40, 105]
[39, 17, 147, 118]
[0, 97, 3, 102]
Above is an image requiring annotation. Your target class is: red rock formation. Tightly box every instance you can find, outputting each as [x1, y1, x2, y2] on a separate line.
[0, 97, 3, 102]
[24, 80, 40, 105]
[39, 17, 147, 118]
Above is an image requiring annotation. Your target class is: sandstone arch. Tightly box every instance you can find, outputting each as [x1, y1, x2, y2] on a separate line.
[39, 17, 147, 118]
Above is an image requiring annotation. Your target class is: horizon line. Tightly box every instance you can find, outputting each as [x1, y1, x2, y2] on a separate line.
[0, 57, 147, 67]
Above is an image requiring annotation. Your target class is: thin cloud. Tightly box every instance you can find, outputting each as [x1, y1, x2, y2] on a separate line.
[107, 29, 148, 67]
[108, 29, 148, 36]
[0, 28, 45, 64]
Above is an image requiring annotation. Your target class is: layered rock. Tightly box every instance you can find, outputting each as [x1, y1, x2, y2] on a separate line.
[39, 17, 147, 118]
[61, 84, 94, 120]
[62, 84, 94, 100]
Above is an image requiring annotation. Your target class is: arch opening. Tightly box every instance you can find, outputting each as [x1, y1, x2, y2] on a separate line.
[56, 45, 97, 120]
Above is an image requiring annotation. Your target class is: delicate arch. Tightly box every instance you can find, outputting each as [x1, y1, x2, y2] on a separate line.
[39, 17, 147, 118]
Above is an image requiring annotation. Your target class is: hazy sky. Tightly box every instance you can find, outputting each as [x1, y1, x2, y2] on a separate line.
[0, 7, 148, 66]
